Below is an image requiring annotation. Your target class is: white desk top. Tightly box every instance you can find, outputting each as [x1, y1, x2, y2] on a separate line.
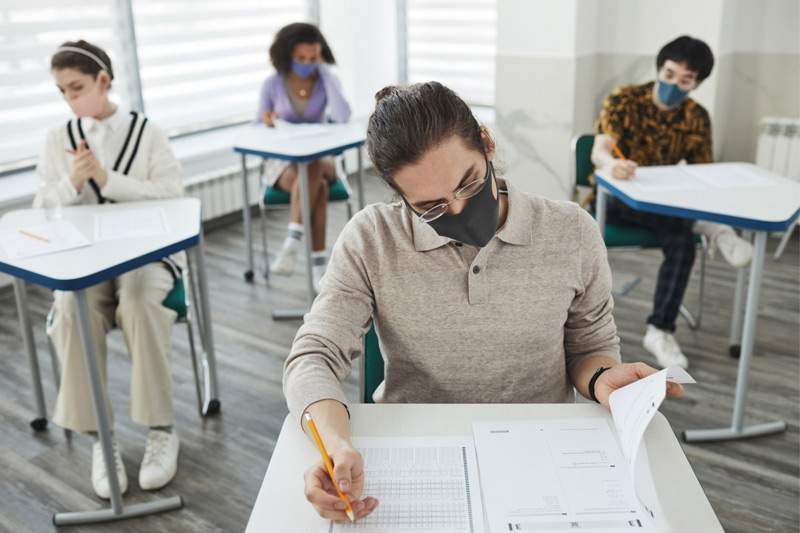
[247, 404, 722, 533]
[0, 198, 200, 290]
[232, 120, 367, 162]
[595, 162, 800, 232]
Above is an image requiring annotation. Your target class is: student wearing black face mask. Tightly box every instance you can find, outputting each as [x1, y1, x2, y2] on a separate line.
[282, 82, 685, 523]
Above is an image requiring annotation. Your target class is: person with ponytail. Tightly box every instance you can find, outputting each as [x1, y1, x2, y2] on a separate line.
[36, 40, 183, 499]
[283, 82, 685, 522]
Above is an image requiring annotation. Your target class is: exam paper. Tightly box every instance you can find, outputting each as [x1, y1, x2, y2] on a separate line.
[320, 436, 485, 533]
[0, 220, 90, 259]
[473, 419, 658, 533]
[94, 207, 169, 241]
[264, 119, 329, 139]
[633, 167, 708, 192]
[682, 163, 775, 188]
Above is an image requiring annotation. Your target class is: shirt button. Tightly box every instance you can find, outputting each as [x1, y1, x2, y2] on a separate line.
[472, 266, 480, 274]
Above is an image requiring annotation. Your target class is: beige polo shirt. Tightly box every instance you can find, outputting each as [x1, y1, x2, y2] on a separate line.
[283, 179, 621, 421]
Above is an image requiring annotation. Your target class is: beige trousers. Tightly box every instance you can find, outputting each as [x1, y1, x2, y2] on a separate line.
[48, 261, 177, 433]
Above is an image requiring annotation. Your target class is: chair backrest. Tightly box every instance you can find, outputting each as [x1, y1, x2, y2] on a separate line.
[362, 323, 384, 404]
[571, 133, 596, 188]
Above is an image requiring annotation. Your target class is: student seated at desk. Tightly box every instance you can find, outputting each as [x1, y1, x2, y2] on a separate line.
[592, 35, 753, 370]
[282, 82, 685, 523]
[34, 40, 183, 499]
[254, 22, 351, 292]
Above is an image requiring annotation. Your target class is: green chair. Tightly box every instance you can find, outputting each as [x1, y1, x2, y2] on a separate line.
[361, 324, 384, 404]
[40, 262, 218, 437]
[257, 155, 355, 278]
[571, 133, 706, 329]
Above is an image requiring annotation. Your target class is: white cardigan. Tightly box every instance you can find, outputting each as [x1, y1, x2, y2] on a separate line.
[34, 110, 182, 208]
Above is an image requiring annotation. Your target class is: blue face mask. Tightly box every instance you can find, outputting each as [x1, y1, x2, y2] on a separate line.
[291, 60, 318, 79]
[656, 80, 690, 107]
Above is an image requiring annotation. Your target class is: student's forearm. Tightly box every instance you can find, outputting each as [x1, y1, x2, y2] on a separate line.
[303, 399, 353, 452]
[591, 134, 617, 169]
[572, 356, 620, 401]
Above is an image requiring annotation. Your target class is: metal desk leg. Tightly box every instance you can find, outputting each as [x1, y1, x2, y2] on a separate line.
[595, 185, 607, 238]
[683, 232, 787, 443]
[54, 290, 183, 525]
[193, 232, 221, 415]
[357, 146, 365, 211]
[728, 230, 751, 358]
[241, 153, 254, 282]
[13, 278, 48, 431]
[272, 161, 315, 320]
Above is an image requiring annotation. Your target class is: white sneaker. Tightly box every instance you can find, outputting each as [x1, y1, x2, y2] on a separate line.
[270, 246, 298, 276]
[139, 430, 180, 491]
[643, 325, 689, 369]
[715, 231, 753, 268]
[91, 438, 128, 499]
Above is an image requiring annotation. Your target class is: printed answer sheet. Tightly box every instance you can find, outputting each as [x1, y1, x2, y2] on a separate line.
[320, 436, 485, 533]
[473, 418, 657, 533]
[0, 220, 90, 259]
[94, 207, 169, 241]
[633, 167, 707, 192]
[682, 163, 775, 188]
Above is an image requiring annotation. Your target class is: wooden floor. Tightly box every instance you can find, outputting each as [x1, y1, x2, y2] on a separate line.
[0, 171, 797, 532]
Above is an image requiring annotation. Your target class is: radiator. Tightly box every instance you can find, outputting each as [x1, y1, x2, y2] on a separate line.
[755, 117, 800, 182]
[183, 161, 262, 222]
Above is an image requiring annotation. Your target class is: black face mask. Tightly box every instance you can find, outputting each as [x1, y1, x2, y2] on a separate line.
[425, 161, 499, 248]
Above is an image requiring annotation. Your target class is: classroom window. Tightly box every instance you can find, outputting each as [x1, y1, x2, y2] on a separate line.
[0, 0, 130, 172]
[0, 0, 309, 172]
[403, 0, 496, 107]
[131, 0, 307, 136]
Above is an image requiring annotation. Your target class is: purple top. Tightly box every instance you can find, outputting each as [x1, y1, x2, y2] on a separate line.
[253, 64, 351, 125]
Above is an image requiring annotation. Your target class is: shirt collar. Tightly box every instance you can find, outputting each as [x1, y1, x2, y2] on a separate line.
[79, 105, 129, 134]
[409, 177, 533, 252]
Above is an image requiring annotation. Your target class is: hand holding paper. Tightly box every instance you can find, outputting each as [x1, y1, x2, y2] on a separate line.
[593, 362, 686, 409]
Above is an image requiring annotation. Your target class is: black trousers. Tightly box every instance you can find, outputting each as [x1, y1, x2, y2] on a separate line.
[606, 197, 696, 332]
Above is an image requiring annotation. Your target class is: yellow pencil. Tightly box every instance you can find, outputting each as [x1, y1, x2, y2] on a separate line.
[608, 138, 638, 180]
[303, 411, 355, 522]
[19, 229, 49, 242]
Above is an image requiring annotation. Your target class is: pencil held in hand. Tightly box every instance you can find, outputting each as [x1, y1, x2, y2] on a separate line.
[304, 411, 355, 522]
[608, 138, 638, 180]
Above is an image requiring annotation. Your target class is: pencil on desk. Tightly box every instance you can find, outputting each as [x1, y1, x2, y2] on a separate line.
[303, 411, 355, 522]
[19, 229, 49, 242]
[608, 138, 638, 180]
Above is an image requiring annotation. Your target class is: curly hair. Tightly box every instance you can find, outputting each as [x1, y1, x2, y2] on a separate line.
[269, 22, 335, 74]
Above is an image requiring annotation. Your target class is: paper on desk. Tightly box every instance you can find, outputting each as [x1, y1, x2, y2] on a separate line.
[320, 436, 485, 533]
[609, 366, 695, 524]
[473, 418, 659, 533]
[0, 220, 90, 259]
[94, 207, 169, 241]
[262, 119, 329, 139]
[682, 163, 775, 188]
[633, 167, 708, 191]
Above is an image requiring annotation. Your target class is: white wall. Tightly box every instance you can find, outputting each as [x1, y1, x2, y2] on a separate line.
[320, 0, 400, 119]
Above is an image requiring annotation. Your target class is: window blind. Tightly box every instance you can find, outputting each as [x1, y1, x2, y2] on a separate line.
[405, 0, 496, 106]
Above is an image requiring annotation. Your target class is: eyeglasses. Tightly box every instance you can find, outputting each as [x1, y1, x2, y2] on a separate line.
[410, 152, 491, 223]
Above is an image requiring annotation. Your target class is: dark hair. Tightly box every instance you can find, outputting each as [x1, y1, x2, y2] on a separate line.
[366, 82, 485, 194]
[51, 40, 114, 85]
[656, 36, 714, 82]
[269, 23, 335, 74]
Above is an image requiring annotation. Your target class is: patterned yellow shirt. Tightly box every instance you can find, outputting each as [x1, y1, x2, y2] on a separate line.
[595, 81, 713, 166]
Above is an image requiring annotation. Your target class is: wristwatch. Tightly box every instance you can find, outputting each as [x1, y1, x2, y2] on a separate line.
[589, 366, 611, 403]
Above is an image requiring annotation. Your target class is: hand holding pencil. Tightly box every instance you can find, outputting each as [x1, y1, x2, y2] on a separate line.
[302, 411, 379, 523]
[607, 138, 638, 180]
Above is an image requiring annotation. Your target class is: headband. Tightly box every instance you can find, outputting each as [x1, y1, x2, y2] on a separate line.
[54, 46, 110, 73]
